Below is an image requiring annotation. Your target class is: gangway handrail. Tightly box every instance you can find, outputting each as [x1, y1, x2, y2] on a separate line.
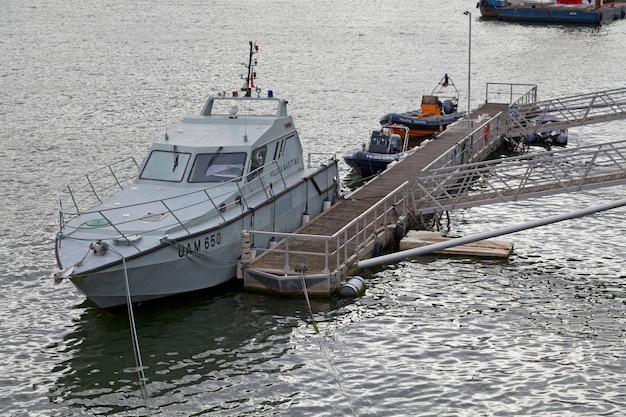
[486, 82, 537, 105]
[412, 139, 626, 214]
[422, 83, 538, 172]
[507, 86, 626, 137]
[247, 182, 410, 276]
[422, 112, 509, 173]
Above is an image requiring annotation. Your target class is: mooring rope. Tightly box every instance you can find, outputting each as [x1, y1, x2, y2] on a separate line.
[111, 249, 151, 409]
[342, 172, 378, 190]
[295, 264, 319, 333]
[294, 264, 362, 415]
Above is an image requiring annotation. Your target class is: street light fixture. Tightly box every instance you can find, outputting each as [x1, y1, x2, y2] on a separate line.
[463, 10, 472, 141]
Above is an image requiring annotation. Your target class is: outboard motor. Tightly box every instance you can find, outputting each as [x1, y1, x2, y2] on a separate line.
[552, 130, 568, 146]
[442, 99, 457, 115]
[390, 134, 402, 152]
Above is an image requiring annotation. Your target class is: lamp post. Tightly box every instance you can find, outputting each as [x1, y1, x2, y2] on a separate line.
[463, 10, 472, 141]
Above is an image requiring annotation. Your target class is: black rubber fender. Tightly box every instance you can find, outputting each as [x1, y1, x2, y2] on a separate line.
[394, 221, 406, 246]
[372, 241, 384, 257]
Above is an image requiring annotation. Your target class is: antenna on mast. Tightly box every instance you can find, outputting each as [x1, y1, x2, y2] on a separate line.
[242, 41, 258, 97]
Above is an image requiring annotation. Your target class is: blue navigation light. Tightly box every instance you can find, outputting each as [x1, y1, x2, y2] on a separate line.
[267, 90, 273, 97]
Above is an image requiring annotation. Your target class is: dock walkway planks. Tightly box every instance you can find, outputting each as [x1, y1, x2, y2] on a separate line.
[248, 103, 510, 273]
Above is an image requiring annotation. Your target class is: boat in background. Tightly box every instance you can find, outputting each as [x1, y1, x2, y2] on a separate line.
[505, 114, 568, 153]
[519, 114, 568, 150]
[54, 42, 339, 309]
[523, 129, 568, 149]
[486, 0, 626, 25]
[342, 125, 411, 177]
[379, 74, 466, 140]
[477, 0, 505, 17]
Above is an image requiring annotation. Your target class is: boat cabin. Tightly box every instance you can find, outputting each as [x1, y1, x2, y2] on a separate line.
[136, 94, 303, 187]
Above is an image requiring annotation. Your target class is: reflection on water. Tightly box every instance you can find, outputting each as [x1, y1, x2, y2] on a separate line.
[46, 252, 625, 416]
[48, 290, 347, 415]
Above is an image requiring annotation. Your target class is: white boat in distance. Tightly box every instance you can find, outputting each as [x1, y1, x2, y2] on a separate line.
[54, 42, 339, 309]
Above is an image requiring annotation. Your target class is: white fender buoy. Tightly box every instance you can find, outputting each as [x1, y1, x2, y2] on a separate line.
[236, 258, 244, 279]
[302, 210, 310, 225]
[339, 276, 366, 297]
[323, 197, 332, 211]
[241, 230, 252, 263]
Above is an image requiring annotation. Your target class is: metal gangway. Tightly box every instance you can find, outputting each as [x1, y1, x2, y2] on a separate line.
[504, 86, 626, 137]
[411, 139, 626, 215]
[243, 84, 626, 294]
[356, 138, 626, 269]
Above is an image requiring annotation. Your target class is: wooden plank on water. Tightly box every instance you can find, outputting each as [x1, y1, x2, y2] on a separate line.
[400, 230, 513, 258]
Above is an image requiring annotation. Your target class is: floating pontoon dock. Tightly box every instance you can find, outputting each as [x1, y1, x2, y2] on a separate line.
[242, 83, 626, 297]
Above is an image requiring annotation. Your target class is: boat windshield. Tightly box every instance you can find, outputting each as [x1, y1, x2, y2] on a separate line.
[140, 150, 191, 182]
[368, 132, 391, 153]
[188, 152, 247, 183]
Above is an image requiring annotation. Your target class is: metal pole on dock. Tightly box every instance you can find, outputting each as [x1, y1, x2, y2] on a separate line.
[356, 198, 626, 269]
[463, 10, 472, 140]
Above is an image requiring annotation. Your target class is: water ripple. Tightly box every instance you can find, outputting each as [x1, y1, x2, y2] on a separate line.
[2, 0, 626, 415]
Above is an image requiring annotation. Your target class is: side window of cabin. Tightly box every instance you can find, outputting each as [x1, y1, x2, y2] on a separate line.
[272, 140, 282, 161]
[188, 152, 247, 183]
[140, 150, 191, 182]
[247, 146, 267, 182]
[250, 146, 267, 172]
[271, 135, 299, 162]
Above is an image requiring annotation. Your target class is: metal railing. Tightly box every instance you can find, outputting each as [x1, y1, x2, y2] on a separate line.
[58, 157, 140, 227]
[422, 112, 508, 173]
[248, 181, 410, 276]
[58, 158, 295, 236]
[307, 152, 338, 169]
[486, 82, 538, 105]
[422, 83, 539, 173]
[411, 85, 626, 214]
[244, 83, 626, 278]
[411, 139, 626, 214]
[508, 86, 626, 137]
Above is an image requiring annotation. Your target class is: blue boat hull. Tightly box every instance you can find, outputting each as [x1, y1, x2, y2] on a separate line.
[478, 0, 505, 17]
[524, 131, 568, 148]
[498, 4, 626, 25]
[343, 151, 399, 176]
[380, 111, 465, 138]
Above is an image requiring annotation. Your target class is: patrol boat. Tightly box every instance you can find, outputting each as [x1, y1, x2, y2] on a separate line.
[54, 42, 339, 309]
